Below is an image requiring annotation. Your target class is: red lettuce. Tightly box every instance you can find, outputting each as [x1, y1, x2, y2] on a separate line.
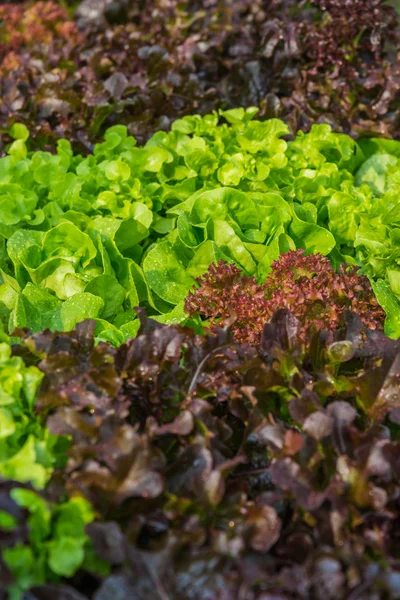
[5, 309, 399, 598]
[0, 0, 399, 154]
[185, 250, 385, 344]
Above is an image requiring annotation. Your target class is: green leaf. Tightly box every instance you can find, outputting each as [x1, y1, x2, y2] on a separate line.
[114, 217, 149, 253]
[217, 159, 245, 186]
[105, 160, 131, 181]
[47, 537, 85, 577]
[151, 301, 187, 325]
[0, 510, 17, 531]
[327, 191, 360, 243]
[43, 222, 97, 269]
[120, 319, 141, 340]
[177, 214, 206, 249]
[95, 319, 125, 346]
[51, 293, 104, 331]
[54, 498, 92, 539]
[0, 407, 16, 438]
[289, 207, 336, 255]
[355, 153, 398, 196]
[11, 488, 51, 543]
[236, 119, 289, 155]
[186, 241, 228, 278]
[85, 275, 126, 320]
[0, 185, 38, 227]
[207, 219, 256, 274]
[0, 436, 49, 489]
[387, 269, 400, 297]
[143, 241, 194, 305]
[141, 146, 172, 172]
[219, 106, 259, 125]
[9, 124, 29, 142]
[370, 279, 400, 338]
[3, 544, 37, 590]
[252, 192, 291, 236]
[358, 138, 400, 159]
[9, 284, 62, 331]
[191, 188, 259, 231]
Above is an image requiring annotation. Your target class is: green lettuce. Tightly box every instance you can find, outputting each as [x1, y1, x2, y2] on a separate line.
[3, 490, 105, 599]
[1, 113, 400, 339]
[0, 342, 66, 489]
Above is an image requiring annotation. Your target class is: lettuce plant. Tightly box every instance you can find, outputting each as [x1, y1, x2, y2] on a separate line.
[0, 2, 79, 54]
[0, 341, 66, 490]
[1, 113, 400, 341]
[0, 481, 101, 600]
[185, 251, 385, 344]
[299, 0, 399, 137]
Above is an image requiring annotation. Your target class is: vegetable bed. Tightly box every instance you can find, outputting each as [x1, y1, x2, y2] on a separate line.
[2, 114, 400, 344]
[0, 1, 399, 599]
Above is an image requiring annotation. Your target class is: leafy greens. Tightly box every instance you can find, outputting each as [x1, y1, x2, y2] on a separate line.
[0, 340, 66, 490]
[1, 112, 400, 340]
[0, 480, 101, 600]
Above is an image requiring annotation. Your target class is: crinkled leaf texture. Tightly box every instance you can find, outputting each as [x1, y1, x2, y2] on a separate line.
[1, 311, 398, 598]
[1, 115, 400, 339]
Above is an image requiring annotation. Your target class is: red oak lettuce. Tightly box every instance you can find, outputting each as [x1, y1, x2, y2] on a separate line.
[185, 250, 385, 344]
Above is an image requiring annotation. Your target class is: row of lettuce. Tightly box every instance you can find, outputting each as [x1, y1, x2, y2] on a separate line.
[0, 0, 399, 153]
[1, 309, 400, 598]
[2, 111, 400, 348]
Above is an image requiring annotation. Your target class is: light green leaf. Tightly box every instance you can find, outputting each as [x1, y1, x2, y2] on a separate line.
[0, 407, 16, 438]
[370, 278, 400, 338]
[48, 537, 85, 577]
[151, 301, 187, 325]
[191, 188, 259, 231]
[0, 436, 49, 489]
[51, 293, 104, 331]
[9, 123, 29, 142]
[85, 275, 126, 320]
[143, 241, 194, 305]
[208, 219, 256, 274]
[355, 153, 398, 196]
[289, 207, 336, 255]
[120, 319, 141, 340]
[43, 222, 97, 269]
[187, 240, 228, 278]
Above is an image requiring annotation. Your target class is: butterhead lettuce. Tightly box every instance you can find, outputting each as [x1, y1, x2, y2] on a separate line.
[1, 111, 400, 340]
